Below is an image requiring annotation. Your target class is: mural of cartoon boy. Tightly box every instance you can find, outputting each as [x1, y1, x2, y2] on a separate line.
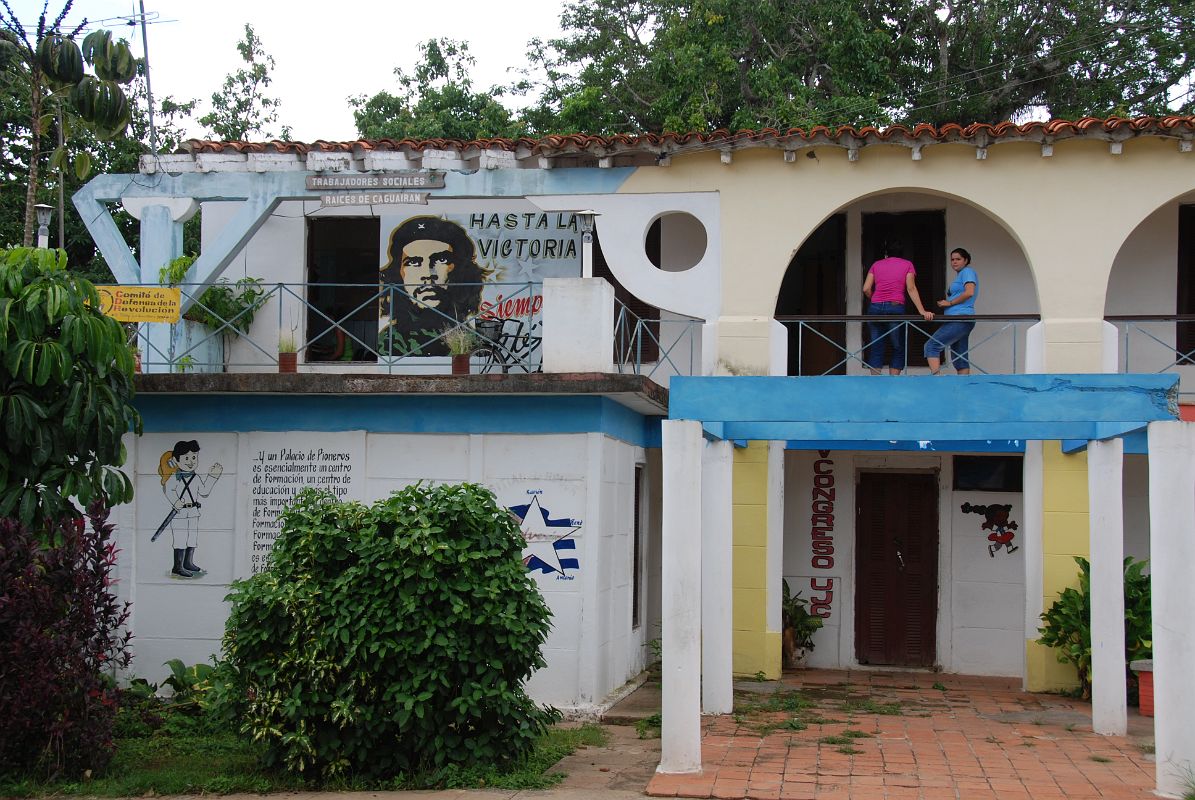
[154, 440, 223, 579]
[378, 216, 487, 356]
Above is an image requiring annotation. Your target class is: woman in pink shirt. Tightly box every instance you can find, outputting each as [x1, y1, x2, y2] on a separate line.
[861, 243, 934, 374]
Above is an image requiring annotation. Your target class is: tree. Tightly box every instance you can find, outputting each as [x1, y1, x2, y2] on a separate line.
[0, 2, 139, 245]
[0, 247, 141, 530]
[198, 23, 288, 141]
[352, 38, 526, 140]
[513, 0, 1195, 135]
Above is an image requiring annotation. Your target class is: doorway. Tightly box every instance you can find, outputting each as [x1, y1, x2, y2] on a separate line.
[854, 472, 939, 667]
[776, 214, 846, 375]
[860, 211, 945, 368]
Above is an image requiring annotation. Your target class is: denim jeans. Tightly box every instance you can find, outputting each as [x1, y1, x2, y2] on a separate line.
[924, 319, 975, 369]
[865, 301, 908, 369]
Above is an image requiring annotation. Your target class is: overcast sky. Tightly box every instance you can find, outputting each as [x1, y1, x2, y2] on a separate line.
[8, 0, 569, 142]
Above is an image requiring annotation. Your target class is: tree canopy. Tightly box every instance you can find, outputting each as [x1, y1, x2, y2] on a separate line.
[361, 0, 1195, 138]
[351, 38, 525, 140]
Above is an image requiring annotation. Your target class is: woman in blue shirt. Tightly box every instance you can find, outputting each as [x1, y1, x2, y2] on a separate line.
[925, 248, 979, 374]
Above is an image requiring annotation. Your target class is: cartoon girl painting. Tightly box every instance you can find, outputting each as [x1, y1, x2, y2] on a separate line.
[152, 440, 223, 579]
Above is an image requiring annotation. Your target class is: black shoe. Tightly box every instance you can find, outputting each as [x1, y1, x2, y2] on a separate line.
[172, 549, 195, 579]
[183, 546, 206, 575]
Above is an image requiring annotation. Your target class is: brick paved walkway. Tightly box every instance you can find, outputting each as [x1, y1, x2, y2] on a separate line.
[645, 669, 1156, 800]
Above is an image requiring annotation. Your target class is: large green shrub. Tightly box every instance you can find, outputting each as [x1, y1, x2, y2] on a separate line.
[1037, 556, 1152, 699]
[0, 247, 140, 528]
[214, 485, 558, 779]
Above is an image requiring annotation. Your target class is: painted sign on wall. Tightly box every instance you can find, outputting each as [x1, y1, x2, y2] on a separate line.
[808, 450, 837, 618]
[246, 432, 365, 575]
[377, 210, 582, 362]
[961, 501, 1020, 557]
[510, 489, 584, 580]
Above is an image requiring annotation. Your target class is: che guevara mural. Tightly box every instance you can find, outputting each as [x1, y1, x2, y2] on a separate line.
[377, 208, 583, 364]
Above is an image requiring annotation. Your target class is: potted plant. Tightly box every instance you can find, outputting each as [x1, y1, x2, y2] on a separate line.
[159, 255, 266, 372]
[442, 324, 479, 375]
[278, 330, 298, 373]
[782, 579, 823, 669]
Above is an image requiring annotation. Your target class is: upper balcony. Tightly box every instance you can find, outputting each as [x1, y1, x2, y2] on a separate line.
[132, 278, 703, 387]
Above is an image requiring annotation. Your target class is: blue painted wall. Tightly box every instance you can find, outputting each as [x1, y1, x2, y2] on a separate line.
[136, 393, 661, 447]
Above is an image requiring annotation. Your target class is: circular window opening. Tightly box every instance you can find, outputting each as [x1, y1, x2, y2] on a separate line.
[646, 211, 707, 272]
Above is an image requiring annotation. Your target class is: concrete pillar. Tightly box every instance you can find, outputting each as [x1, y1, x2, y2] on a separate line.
[1022, 440, 1044, 690]
[659, 419, 703, 774]
[701, 438, 733, 714]
[122, 198, 198, 374]
[1146, 420, 1195, 798]
[1087, 438, 1126, 735]
[541, 278, 615, 374]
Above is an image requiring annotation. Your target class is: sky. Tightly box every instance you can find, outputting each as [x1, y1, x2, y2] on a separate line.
[7, 0, 569, 142]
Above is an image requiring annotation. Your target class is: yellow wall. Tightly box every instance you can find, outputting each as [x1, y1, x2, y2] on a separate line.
[1026, 441, 1089, 691]
[732, 441, 781, 677]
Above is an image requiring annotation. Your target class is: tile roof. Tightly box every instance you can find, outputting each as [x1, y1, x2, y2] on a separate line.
[178, 115, 1195, 158]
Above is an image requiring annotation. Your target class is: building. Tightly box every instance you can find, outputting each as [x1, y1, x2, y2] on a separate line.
[79, 115, 1195, 796]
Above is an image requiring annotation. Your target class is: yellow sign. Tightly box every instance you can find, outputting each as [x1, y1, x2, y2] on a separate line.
[95, 286, 181, 323]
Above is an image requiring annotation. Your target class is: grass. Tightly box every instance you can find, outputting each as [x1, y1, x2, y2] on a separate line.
[636, 713, 663, 739]
[0, 711, 606, 797]
[932, 681, 947, 691]
[841, 699, 903, 716]
[1089, 755, 1112, 763]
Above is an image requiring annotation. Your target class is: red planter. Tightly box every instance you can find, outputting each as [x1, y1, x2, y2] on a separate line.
[451, 354, 470, 375]
[1131, 659, 1153, 717]
[278, 352, 297, 373]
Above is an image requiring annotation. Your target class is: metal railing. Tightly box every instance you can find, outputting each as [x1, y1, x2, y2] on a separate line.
[135, 282, 546, 374]
[612, 300, 703, 380]
[1107, 315, 1195, 398]
[775, 314, 1040, 375]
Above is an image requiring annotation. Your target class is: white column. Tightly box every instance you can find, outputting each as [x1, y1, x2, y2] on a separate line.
[659, 419, 703, 774]
[1087, 438, 1126, 735]
[1022, 440, 1044, 689]
[701, 438, 733, 714]
[541, 278, 615, 374]
[1147, 420, 1195, 798]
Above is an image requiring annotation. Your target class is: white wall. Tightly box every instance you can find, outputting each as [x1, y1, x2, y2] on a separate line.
[119, 428, 648, 713]
[782, 449, 1026, 676]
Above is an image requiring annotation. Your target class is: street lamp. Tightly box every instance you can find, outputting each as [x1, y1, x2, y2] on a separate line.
[576, 210, 600, 278]
[34, 203, 53, 249]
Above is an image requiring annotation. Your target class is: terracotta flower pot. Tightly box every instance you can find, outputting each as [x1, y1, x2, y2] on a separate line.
[1131, 659, 1153, 716]
[278, 352, 297, 373]
[451, 353, 470, 375]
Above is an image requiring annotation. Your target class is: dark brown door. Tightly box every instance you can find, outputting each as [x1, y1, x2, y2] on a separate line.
[860, 211, 946, 368]
[855, 472, 939, 667]
[1177, 205, 1195, 359]
[776, 215, 847, 375]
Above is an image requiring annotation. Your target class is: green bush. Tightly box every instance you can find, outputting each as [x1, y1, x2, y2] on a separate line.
[1037, 556, 1151, 700]
[213, 484, 558, 779]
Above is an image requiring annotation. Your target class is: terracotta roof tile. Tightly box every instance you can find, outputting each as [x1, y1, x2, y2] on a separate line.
[177, 115, 1195, 160]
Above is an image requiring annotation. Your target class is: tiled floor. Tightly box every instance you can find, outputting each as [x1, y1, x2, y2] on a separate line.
[645, 669, 1157, 800]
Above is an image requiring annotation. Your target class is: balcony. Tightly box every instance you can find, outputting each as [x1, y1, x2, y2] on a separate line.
[776, 315, 1041, 376]
[131, 279, 703, 385]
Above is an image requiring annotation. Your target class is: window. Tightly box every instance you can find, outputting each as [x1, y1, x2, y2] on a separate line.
[305, 217, 380, 362]
[952, 456, 1023, 492]
[1177, 205, 1195, 358]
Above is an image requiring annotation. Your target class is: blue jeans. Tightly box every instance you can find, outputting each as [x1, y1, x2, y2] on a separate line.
[924, 320, 975, 370]
[865, 302, 908, 370]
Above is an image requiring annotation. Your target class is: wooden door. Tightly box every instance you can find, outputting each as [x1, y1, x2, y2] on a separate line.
[855, 472, 939, 667]
[860, 211, 945, 368]
[776, 214, 846, 375]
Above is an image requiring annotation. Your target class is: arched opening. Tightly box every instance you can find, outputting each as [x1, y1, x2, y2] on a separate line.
[774, 191, 1039, 376]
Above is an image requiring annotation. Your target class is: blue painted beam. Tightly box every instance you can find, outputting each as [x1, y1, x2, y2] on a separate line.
[670, 375, 1177, 443]
[135, 394, 655, 447]
[786, 440, 1026, 453]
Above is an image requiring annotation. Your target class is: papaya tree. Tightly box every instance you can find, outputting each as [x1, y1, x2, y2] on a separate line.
[0, 247, 141, 530]
[0, 1, 138, 246]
